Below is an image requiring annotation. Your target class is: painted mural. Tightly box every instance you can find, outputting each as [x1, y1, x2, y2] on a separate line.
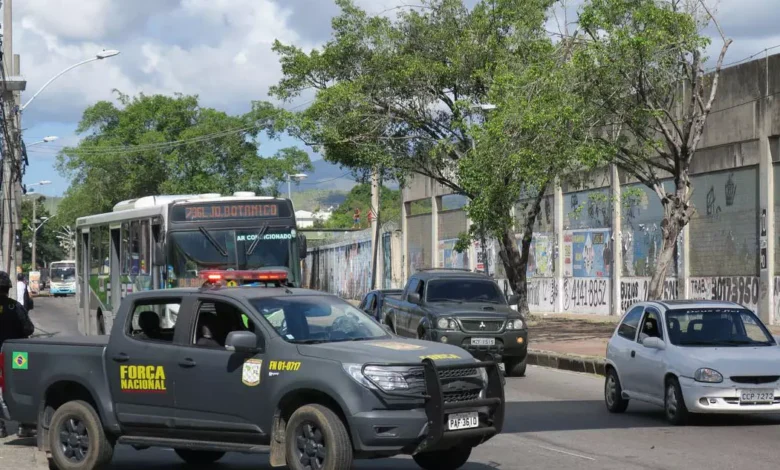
[526, 233, 554, 277]
[438, 239, 469, 269]
[564, 229, 612, 278]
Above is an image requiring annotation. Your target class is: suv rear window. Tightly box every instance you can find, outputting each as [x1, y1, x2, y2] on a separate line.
[426, 279, 504, 304]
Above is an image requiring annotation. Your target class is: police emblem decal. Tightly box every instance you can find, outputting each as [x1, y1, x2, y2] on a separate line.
[242, 359, 263, 387]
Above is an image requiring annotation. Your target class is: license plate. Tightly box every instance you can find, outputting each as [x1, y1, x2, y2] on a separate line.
[739, 389, 775, 403]
[471, 338, 495, 346]
[447, 412, 479, 430]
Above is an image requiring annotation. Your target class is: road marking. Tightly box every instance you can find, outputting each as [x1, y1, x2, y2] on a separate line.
[536, 445, 596, 461]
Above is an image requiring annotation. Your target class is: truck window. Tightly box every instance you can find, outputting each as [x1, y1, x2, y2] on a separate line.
[426, 279, 503, 304]
[128, 298, 182, 344]
[193, 300, 256, 349]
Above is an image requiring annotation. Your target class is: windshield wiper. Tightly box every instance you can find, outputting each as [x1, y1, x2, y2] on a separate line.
[718, 339, 772, 346]
[246, 223, 269, 257]
[198, 226, 228, 257]
[288, 339, 330, 344]
[430, 299, 464, 304]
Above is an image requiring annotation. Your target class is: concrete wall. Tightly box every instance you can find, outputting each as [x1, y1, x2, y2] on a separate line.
[398, 52, 780, 324]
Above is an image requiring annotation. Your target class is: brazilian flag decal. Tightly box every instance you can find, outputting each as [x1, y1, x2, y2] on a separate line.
[12, 352, 28, 370]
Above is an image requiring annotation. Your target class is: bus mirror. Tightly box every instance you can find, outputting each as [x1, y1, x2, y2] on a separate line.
[298, 234, 308, 259]
[152, 242, 165, 267]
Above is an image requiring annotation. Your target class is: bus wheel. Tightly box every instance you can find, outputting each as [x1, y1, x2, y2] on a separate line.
[97, 313, 106, 335]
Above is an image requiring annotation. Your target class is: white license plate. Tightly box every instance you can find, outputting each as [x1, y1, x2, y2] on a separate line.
[447, 412, 479, 430]
[471, 338, 495, 346]
[739, 389, 775, 403]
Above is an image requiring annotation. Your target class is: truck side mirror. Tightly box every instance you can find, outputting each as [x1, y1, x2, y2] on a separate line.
[225, 331, 263, 354]
[152, 241, 165, 267]
[408, 293, 421, 305]
[298, 234, 308, 259]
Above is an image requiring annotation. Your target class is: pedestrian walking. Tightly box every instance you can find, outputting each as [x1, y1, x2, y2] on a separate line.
[0, 271, 35, 438]
[16, 273, 33, 312]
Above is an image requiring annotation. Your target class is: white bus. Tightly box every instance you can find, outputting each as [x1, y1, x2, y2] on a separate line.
[49, 260, 77, 297]
[75, 192, 306, 335]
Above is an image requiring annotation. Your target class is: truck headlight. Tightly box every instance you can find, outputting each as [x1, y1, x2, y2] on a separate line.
[506, 318, 524, 330]
[694, 368, 723, 383]
[437, 318, 458, 330]
[343, 364, 419, 391]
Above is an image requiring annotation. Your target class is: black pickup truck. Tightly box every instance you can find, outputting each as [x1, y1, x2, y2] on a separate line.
[1, 278, 503, 470]
[381, 269, 528, 377]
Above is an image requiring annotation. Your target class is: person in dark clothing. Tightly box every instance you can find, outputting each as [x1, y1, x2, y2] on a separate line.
[196, 313, 223, 348]
[137, 311, 162, 341]
[0, 270, 35, 438]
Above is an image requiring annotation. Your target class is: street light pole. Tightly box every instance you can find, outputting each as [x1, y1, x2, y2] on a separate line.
[27, 136, 58, 146]
[286, 173, 308, 200]
[27, 180, 51, 269]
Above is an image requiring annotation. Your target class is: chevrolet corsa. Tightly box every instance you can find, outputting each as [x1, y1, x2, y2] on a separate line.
[604, 300, 780, 425]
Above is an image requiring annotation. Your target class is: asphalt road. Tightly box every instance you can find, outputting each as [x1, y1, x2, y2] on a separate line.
[9, 295, 780, 469]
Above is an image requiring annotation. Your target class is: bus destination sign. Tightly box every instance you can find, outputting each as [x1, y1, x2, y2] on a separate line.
[171, 202, 290, 222]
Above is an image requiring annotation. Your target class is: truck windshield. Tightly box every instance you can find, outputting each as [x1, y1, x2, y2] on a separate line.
[426, 279, 505, 304]
[50, 265, 76, 282]
[167, 227, 297, 280]
[666, 308, 775, 347]
[250, 296, 388, 343]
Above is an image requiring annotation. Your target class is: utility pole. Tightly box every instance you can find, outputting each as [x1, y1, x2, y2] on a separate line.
[370, 167, 383, 290]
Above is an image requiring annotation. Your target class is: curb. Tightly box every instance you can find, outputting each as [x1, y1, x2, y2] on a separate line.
[527, 349, 606, 377]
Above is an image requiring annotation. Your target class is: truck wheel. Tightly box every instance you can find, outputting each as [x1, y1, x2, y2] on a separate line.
[413, 446, 472, 470]
[48, 400, 114, 470]
[504, 357, 527, 377]
[174, 449, 225, 464]
[285, 404, 353, 470]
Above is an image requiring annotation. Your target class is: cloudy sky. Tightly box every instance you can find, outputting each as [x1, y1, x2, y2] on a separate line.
[15, 0, 778, 196]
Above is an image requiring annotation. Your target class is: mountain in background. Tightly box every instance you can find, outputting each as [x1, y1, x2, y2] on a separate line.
[278, 159, 399, 194]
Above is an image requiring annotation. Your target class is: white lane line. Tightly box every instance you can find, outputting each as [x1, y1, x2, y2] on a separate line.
[536, 445, 596, 461]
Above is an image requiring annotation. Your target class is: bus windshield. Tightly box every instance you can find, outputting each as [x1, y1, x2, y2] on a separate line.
[50, 263, 76, 283]
[167, 227, 298, 282]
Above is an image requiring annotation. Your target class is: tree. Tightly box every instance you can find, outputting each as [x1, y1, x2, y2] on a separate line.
[576, 0, 731, 297]
[457, 38, 609, 315]
[324, 183, 401, 229]
[270, 0, 555, 309]
[21, 196, 65, 269]
[56, 92, 312, 224]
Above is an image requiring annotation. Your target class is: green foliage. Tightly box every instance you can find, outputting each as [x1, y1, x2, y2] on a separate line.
[324, 183, 401, 229]
[56, 92, 313, 224]
[21, 196, 65, 268]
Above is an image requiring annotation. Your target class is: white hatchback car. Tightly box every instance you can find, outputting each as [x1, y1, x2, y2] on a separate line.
[605, 300, 780, 425]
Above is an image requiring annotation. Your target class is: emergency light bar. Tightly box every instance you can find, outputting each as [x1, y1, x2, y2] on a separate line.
[198, 270, 289, 283]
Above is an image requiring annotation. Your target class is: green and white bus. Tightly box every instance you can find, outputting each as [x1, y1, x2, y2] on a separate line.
[75, 192, 306, 335]
[49, 260, 77, 297]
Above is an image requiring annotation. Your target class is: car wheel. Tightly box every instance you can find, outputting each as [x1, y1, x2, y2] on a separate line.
[174, 449, 225, 464]
[413, 446, 472, 470]
[48, 400, 114, 470]
[664, 377, 689, 425]
[504, 357, 527, 377]
[285, 404, 352, 470]
[604, 368, 629, 413]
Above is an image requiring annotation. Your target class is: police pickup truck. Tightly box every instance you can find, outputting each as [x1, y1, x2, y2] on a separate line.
[0, 271, 504, 470]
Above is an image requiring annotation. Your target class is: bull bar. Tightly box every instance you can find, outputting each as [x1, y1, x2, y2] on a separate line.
[361, 358, 504, 454]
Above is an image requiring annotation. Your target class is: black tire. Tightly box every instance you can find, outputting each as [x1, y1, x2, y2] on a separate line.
[504, 357, 527, 377]
[413, 446, 472, 470]
[174, 449, 225, 465]
[285, 404, 352, 470]
[664, 376, 689, 426]
[48, 400, 114, 470]
[604, 368, 629, 413]
[97, 314, 106, 335]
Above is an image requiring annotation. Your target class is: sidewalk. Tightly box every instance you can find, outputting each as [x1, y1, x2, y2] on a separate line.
[0, 435, 48, 469]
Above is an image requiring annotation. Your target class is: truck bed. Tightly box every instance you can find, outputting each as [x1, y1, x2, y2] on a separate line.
[2, 335, 110, 425]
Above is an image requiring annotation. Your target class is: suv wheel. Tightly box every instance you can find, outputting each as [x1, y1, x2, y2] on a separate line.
[503, 357, 527, 377]
[413, 446, 472, 470]
[285, 404, 352, 470]
[174, 449, 225, 464]
[604, 368, 629, 413]
[48, 400, 114, 470]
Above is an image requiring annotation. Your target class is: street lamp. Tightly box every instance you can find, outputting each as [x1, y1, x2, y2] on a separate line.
[27, 136, 59, 146]
[21, 49, 121, 112]
[27, 180, 52, 269]
[286, 173, 308, 199]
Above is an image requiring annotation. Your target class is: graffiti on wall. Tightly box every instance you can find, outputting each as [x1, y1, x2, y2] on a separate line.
[528, 278, 557, 312]
[382, 232, 393, 289]
[689, 276, 759, 313]
[408, 245, 425, 275]
[304, 240, 373, 300]
[438, 239, 469, 269]
[527, 233, 554, 277]
[564, 229, 612, 278]
[561, 277, 610, 314]
[620, 277, 679, 312]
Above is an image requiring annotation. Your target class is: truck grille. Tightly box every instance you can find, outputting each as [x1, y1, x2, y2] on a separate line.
[438, 367, 479, 379]
[460, 320, 504, 332]
[443, 390, 481, 403]
[730, 376, 780, 384]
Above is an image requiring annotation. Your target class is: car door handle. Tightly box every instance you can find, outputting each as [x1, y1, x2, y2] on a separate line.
[179, 358, 196, 368]
[112, 353, 129, 363]
[630, 350, 636, 358]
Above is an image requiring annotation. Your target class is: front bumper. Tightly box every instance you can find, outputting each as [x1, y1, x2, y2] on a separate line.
[429, 329, 528, 362]
[50, 286, 75, 295]
[351, 359, 504, 455]
[680, 377, 780, 414]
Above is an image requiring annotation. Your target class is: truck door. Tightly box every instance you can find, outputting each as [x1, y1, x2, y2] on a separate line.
[171, 296, 270, 442]
[404, 279, 425, 337]
[104, 294, 187, 433]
